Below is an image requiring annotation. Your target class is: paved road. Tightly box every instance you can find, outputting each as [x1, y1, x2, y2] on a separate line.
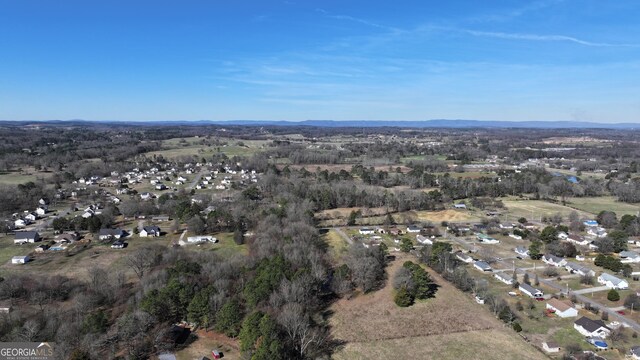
[187, 170, 206, 190]
[572, 286, 611, 295]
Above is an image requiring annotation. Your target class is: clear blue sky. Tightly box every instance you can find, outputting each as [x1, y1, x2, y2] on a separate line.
[1, 0, 639, 122]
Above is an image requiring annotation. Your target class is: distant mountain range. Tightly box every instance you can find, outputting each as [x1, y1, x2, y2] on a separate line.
[2, 119, 640, 129]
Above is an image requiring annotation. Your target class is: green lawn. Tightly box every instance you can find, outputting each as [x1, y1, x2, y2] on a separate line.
[0, 236, 33, 266]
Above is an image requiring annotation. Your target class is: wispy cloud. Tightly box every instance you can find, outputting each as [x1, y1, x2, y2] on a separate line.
[315, 8, 401, 33]
[463, 29, 640, 47]
[468, 0, 565, 23]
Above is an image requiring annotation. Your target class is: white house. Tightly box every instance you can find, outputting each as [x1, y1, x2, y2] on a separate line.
[99, 228, 125, 241]
[542, 254, 566, 267]
[564, 262, 595, 277]
[14, 231, 40, 244]
[456, 252, 474, 263]
[11, 255, 30, 264]
[14, 219, 27, 228]
[473, 261, 492, 272]
[24, 213, 37, 222]
[514, 246, 529, 257]
[557, 232, 568, 240]
[35, 207, 47, 216]
[567, 234, 589, 246]
[546, 298, 578, 318]
[140, 192, 153, 200]
[519, 283, 543, 298]
[574, 317, 610, 338]
[619, 250, 640, 263]
[406, 225, 421, 233]
[499, 223, 514, 230]
[359, 228, 375, 235]
[416, 234, 433, 245]
[597, 273, 629, 290]
[140, 226, 161, 237]
[494, 272, 513, 285]
[509, 233, 523, 240]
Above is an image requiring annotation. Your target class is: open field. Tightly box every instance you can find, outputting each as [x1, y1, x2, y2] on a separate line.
[502, 199, 592, 222]
[565, 196, 640, 216]
[0, 170, 54, 185]
[330, 253, 545, 359]
[144, 137, 268, 159]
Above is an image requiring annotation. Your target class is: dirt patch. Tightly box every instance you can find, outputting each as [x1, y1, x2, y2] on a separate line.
[410, 209, 476, 223]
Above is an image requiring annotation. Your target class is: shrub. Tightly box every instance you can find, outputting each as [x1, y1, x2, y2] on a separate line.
[512, 322, 522, 332]
[607, 289, 620, 302]
[394, 288, 415, 307]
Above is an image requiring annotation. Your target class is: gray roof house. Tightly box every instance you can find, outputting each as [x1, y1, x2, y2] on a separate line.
[473, 260, 492, 272]
[140, 226, 161, 237]
[564, 262, 595, 277]
[519, 283, 543, 298]
[574, 317, 610, 338]
[98, 228, 125, 240]
[14, 231, 40, 244]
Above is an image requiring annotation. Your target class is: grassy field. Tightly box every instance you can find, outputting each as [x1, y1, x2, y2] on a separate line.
[0, 170, 54, 185]
[330, 253, 546, 360]
[144, 137, 267, 159]
[0, 236, 34, 265]
[324, 229, 349, 262]
[409, 209, 480, 223]
[502, 199, 592, 222]
[565, 196, 639, 216]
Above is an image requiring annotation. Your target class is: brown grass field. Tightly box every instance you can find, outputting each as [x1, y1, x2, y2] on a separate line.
[409, 209, 479, 223]
[330, 254, 546, 360]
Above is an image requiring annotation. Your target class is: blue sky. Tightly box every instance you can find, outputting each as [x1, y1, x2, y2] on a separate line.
[1, 0, 639, 122]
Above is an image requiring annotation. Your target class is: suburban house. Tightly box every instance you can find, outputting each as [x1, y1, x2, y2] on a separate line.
[456, 252, 474, 263]
[14, 231, 40, 244]
[473, 261, 492, 272]
[499, 223, 514, 230]
[597, 273, 629, 290]
[557, 232, 568, 240]
[519, 283, 543, 298]
[619, 250, 640, 263]
[476, 233, 499, 244]
[11, 255, 30, 264]
[587, 227, 607, 238]
[509, 233, 523, 240]
[453, 203, 467, 209]
[359, 228, 375, 235]
[567, 234, 589, 246]
[416, 234, 433, 245]
[494, 272, 513, 285]
[546, 298, 578, 318]
[58, 232, 80, 242]
[542, 254, 567, 267]
[574, 317, 610, 338]
[35, 207, 47, 216]
[98, 228, 125, 241]
[565, 262, 596, 277]
[542, 341, 561, 353]
[14, 219, 27, 228]
[140, 226, 161, 237]
[34, 244, 49, 252]
[514, 246, 529, 257]
[522, 222, 538, 230]
[406, 225, 421, 233]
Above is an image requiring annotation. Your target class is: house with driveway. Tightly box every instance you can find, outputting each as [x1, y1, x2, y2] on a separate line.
[597, 273, 629, 290]
[619, 250, 640, 263]
[546, 298, 578, 318]
[542, 254, 566, 267]
[564, 262, 596, 277]
[140, 226, 161, 237]
[473, 261, 492, 272]
[519, 283, 543, 298]
[574, 316, 610, 338]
